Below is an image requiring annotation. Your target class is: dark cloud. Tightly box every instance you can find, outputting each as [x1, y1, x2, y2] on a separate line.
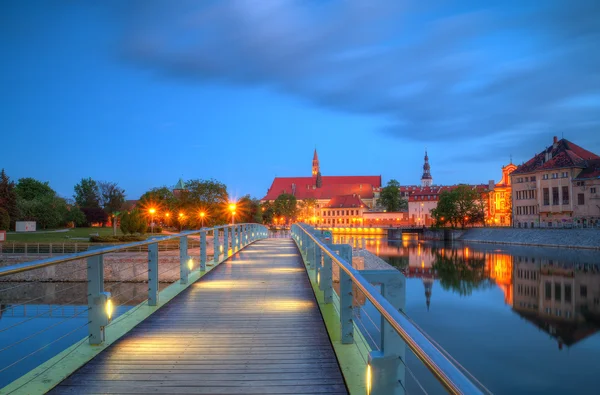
[116, 0, 600, 154]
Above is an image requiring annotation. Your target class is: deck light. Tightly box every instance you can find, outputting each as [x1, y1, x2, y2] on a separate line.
[366, 364, 372, 395]
[105, 297, 113, 321]
[188, 258, 194, 271]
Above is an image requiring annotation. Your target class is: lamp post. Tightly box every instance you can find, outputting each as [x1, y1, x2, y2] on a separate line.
[199, 211, 206, 228]
[165, 212, 170, 227]
[178, 212, 184, 232]
[149, 208, 156, 234]
[229, 203, 236, 225]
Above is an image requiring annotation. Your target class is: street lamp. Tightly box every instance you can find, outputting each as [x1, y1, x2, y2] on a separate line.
[199, 211, 206, 228]
[229, 203, 236, 225]
[178, 212, 184, 232]
[149, 208, 156, 234]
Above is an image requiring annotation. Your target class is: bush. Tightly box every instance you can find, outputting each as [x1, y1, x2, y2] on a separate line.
[120, 209, 147, 234]
[90, 235, 146, 243]
[0, 207, 9, 231]
[148, 226, 162, 234]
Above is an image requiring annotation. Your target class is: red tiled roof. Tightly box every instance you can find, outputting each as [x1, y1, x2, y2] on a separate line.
[324, 194, 367, 208]
[513, 139, 600, 175]
[574, 159, 600, 180]
[261, 175, 381, 201]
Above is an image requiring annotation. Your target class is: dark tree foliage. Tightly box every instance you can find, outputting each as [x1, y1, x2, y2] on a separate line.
[81, 207, 108, 226]
[120, 209, 147, 234]
[261, 201, 275, 225]
[274, 193, 298, 223]
[99, 181, 126, 215]
[0, 169, 19, 229]
[379, 179, 407, 212]
[15, 178, 55, 200]
[432, 250, 494, 296]
[74, 178, 100, 209]
[0, 207, 9, 230]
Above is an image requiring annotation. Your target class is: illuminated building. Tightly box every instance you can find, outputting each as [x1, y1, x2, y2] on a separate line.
[511, 136, 600, 228]
[488, 163, 517, 226]
[261, 149, 382, 222]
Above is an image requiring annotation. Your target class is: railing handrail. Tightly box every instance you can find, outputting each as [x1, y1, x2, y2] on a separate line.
[295, 223, 483, 395]
[0, 224, 251, 278]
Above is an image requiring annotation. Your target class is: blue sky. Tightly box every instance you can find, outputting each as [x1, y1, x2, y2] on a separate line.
[1, 1, 599, 200]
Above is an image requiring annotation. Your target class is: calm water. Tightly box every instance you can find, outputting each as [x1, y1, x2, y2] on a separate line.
[0, 282, 170, 387]
[336, 234, 600, 395]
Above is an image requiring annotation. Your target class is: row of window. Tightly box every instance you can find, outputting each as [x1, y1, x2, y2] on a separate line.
[516, 269, 538, 280]
[544, 308, 573, 318]
[322, 209, 360, 216]
[544, 282, 573, 303]
[515, 190, 536, 200]
[542, 186, 571, 205]
[324, 218, 353, 224]
[542, 172, 569, 180]
[515, 176, 537, 183]
[516, 205, 538, 215]
[517, 284, 538, 297]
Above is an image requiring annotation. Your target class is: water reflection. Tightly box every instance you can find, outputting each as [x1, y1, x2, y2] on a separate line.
[341, 234, 600, 394]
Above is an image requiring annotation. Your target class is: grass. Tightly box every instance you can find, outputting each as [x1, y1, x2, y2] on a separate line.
[4, 227, 164, 243]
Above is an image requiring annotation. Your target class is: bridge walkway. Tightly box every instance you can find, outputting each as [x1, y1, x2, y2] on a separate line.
[49, 238, 347, 394]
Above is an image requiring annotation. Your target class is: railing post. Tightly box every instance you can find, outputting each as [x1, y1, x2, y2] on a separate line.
[148, 242, 159, 306]
[200, 231, 207, 271]
[231, 226, 236, 251]
[339, 245, 354, 344]
[88, 253, 109, 345]
[214, 228, 220, 263]
[180, 235, 189, 284]
[322, 253, 333, 304]
[361, 270, 406, 395]
[224, 227, 229, 256]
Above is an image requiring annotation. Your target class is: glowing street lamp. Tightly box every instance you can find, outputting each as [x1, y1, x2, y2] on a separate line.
[178, 212, 185, 232]
[149, 208, 156, 234]
[229, 203, 236, 225]
[199, 211, 206, 228]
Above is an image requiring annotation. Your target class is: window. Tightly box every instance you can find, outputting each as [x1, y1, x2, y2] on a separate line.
[592, 187, 597, 194]
[531, 176, 536, 182]
[554, 283, 561, 301]
[565, 284, 572, 303]
[552, 187, 559, 205]
[578, 193, 585, 205]
[525, 177, 529, 182]
[543, 188, 550, 205]
[562, 186, 569, 205]
[543, 174, 548, 180]
[552, 173, 558, 179]
[581, 285, 587, 297]
[562, 172, 568, 178]
[545, 282, 552, 300]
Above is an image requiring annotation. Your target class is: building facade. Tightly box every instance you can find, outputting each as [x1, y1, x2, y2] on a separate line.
[511, 137, 600, 228]
[488, 163, 517, 226]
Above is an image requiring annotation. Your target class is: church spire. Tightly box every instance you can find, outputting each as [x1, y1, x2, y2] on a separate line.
[421, 150, 433, 187]
[312, 148, 320, 177]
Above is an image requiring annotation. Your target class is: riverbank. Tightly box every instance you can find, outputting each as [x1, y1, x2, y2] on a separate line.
[459, 228, 600, 250]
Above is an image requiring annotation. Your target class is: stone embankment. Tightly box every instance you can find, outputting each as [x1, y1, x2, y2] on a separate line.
[459, 228, 600, 250]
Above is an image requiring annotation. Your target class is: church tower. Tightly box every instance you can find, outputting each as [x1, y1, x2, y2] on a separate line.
[421, 150, 433, 187]
[312, 149, 320, 177]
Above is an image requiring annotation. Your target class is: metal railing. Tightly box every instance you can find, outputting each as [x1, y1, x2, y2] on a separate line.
[0, 223, 268, 391]
[292, 223, 484, 395]
[0, 241, 195, 256]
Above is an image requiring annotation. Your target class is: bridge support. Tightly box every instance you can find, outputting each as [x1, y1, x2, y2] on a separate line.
[180, 235, 189, 284]
[214, 229, 220, 263]
[148, 242, 159, 306]
[361, 270, 406, 395]
[88, 254, 109, 345]
[200, 231, 207, 271]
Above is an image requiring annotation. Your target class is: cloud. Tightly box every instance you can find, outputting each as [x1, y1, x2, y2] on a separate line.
[116, 0, 600, 152]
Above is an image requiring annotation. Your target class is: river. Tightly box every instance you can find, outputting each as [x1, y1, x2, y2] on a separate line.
[335, 234, 600, 395]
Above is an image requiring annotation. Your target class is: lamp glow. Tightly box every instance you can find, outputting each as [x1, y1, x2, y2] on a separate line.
[188, 258, 194, 271]
[366, 364, 372, 395]
[106, 298, 113, 321]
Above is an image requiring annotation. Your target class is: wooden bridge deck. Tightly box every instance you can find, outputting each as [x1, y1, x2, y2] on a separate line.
[50, 238, 348, 394]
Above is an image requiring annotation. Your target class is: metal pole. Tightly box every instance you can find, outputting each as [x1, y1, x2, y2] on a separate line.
[180, 235, 189, 284]
[148, 242, 159, 306]
[200, 231, 207, 271]
[213, 228, 220, 263]
[87, 254, 105, 345]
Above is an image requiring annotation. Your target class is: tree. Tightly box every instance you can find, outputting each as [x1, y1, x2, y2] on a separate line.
[99, 181, 126, 215]
[261, 201, 275, 224]
[17, 196, 66, 229]
[74, 177, 100, 209]
[236, 195, 262, 224]
[431, 185, 485, 228]
[66, 206, 86, 227]
[378, 179, 407, 212]
[81, 207, 108, 227]
[0, 207, 9, 230]
[0, 169, 19, 229]
[15, 178, 55, 200]
[297, 198, 318, 221]
[274, 193, 298, 223]
[120, 209, 147, 234]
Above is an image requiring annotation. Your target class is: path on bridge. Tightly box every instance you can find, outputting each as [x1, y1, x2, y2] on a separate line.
[50, 238, 348, 394]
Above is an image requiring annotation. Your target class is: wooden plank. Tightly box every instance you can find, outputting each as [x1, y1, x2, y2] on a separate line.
[50, 239, 348, 394]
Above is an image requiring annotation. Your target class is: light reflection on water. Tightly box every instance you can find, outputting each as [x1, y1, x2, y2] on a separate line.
[0, 282, 170, 388]
[339, 234, 600, 395]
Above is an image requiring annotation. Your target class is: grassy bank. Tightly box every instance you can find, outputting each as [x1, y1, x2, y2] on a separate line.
[4, 227, 163, 243]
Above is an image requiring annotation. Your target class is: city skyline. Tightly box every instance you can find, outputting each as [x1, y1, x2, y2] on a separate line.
[2, 1, 599, 200]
